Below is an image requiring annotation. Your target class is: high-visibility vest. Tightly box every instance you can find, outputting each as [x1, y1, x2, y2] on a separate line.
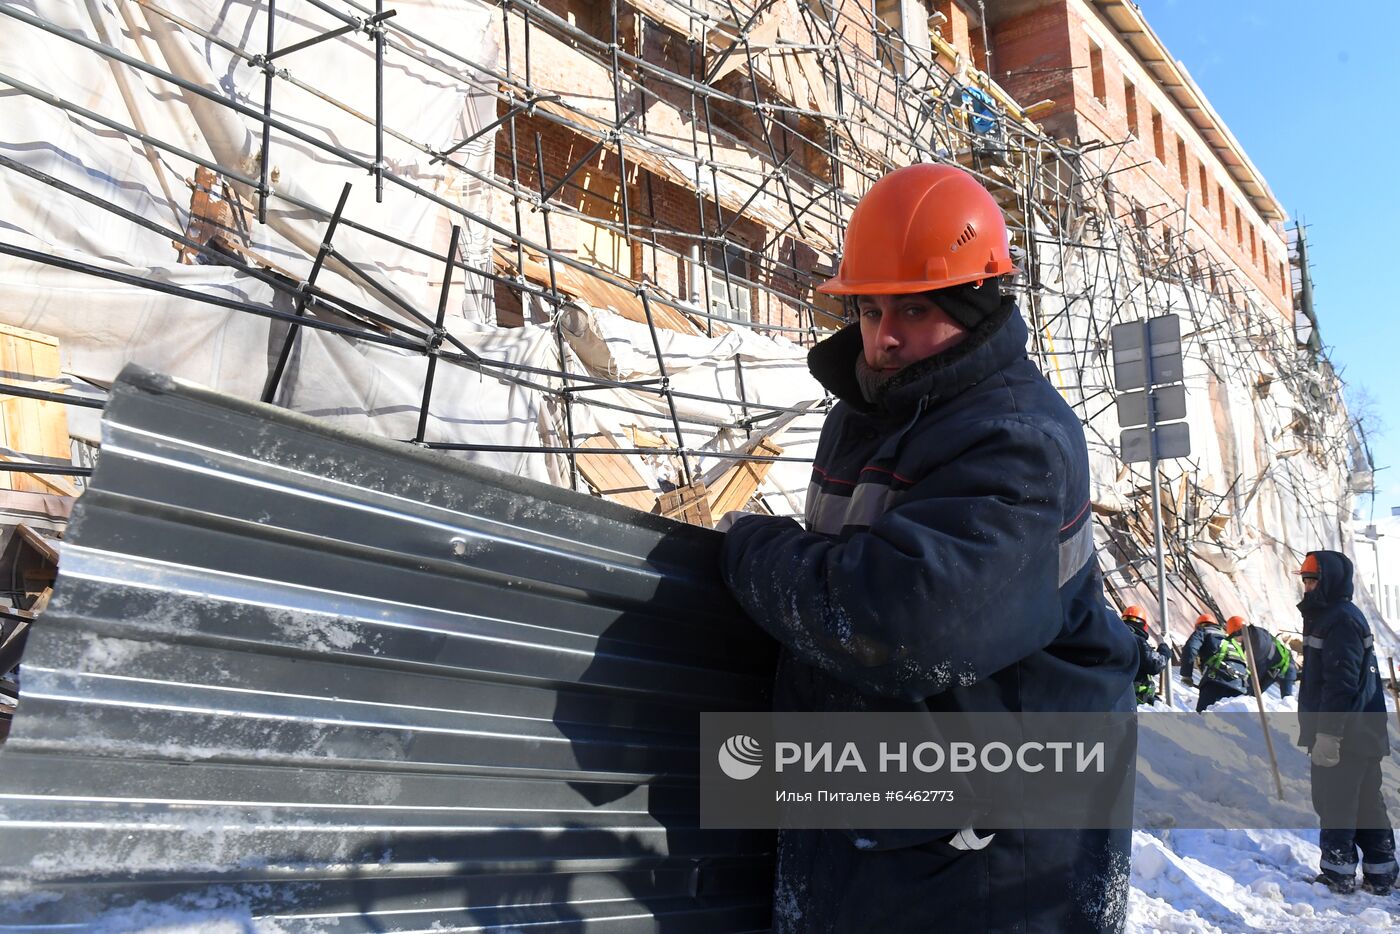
[1204, 637, 1247, 680]
[1268, 635, 1293, 678]
[1135, 678, 1157, 705]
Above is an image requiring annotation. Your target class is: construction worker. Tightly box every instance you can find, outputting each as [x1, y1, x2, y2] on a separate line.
[1224, 615, 1296, 698]
[1122, 605, 1170, 705]
[1295, 551, 1396, 895]
[717, 164, 1137, 933]
[1176, 612, 1215, 685]
[1179, 612, 1249, 712]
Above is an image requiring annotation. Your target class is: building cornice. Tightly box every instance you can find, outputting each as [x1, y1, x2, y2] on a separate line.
[1089, 0, 1287, 223]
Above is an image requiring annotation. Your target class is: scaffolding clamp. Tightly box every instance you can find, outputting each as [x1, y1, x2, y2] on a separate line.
[246, 54, 288, 81]
[426, 327, 447, 354]
[357, 9, 398, 39]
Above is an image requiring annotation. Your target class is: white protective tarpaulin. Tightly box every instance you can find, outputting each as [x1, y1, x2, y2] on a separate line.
[559, 303, 827, 519]
[0, 1, 585, 482]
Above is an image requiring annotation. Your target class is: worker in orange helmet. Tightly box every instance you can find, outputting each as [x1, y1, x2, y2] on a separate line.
[1180, 611, 1249, 710]
[718, 164, 1137, 932]
[1294, 551, 1394, 895]
[1224, 615, 1296, 698]
[1121, 605, 1171, 704]
[1177, 612, 1218, 686]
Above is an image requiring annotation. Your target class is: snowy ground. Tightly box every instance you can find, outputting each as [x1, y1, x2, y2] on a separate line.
[1127, 673, 1399, 933]
[14, 669, 1397, 931]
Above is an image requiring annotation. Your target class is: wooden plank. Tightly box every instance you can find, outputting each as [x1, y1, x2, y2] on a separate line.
[575, 433, 656, 511]
[698, 401, 816, 518]
[14, 524, 59, 566]
[707, 438, 782, 516]
[496, 245, 704, 335]
[577, 216, 629, 278]
[655, 480, 713, 528]
[0, 323, 59, 348]
[13, 338, 45, 494]
[0, 332, 18, 493]
[0, 326, 71, 494]
[625, 426, 670, 449]
[629, 0, 703, 39]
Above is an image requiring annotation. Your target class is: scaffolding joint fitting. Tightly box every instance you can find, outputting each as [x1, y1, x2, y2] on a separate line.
[427, 327, 447, 354]
[359, 9, 397, 39]
[248, 54, 281, 78]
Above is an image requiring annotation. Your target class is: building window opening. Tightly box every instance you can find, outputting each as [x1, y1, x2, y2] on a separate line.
[1089, 41, 1106, 104]
[692, 241, 756, 323]
[875, 0, 906, 76]
[1124, 79, 1137, 136]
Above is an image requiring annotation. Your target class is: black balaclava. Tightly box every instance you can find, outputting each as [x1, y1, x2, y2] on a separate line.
[845, 275, 1011, 405]
[929, 275, 1005, 329]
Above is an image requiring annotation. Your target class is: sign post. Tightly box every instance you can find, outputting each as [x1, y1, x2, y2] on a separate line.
[1112, 315, 1189, 705]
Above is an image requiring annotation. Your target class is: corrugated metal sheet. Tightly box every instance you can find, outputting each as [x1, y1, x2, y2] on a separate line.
[0, 365, 776, 930]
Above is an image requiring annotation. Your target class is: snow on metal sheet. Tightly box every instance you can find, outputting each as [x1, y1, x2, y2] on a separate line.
[0, 365, 776, 931]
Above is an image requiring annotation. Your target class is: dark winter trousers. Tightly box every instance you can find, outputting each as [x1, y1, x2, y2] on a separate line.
[1311, 755, 1397, 888]
[1255, 668, 1296, 698]
[770, 827, 1130, 932]
[1194, 679, 1245, 713]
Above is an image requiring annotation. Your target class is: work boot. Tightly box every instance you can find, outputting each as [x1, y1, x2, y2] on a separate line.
[1361, 881, 1393, 897]
[1313, 872, 1356, 894]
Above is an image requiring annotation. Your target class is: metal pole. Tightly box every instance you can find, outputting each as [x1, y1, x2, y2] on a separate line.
[1143, 317, 1171, 705]
[1239, 626, 1285, 800]
[373, 0, 385, 203]
[414, 224, 460, 444]
[262, 182, 353, 403]
[258, 0, 275, 224]
[1371, 536, 1382, 617]
[1389, 657, 1400, 734]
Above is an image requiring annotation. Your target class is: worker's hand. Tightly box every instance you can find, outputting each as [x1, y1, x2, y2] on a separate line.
[1311, 733, 1342, 768]
[1156, 643, 1170, 656]
[715, 510, 749, 533]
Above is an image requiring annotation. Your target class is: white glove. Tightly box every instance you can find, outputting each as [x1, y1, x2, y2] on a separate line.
[1311, 733, 1342, 768]
[715, 510, 749, 533]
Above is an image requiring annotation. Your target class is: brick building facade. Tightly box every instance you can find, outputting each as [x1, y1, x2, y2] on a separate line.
[981, 0, 1291, 318]
[487, 0, 1292, 337]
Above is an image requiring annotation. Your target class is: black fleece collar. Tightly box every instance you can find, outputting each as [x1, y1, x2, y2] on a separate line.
[806, 297, 1026, 422]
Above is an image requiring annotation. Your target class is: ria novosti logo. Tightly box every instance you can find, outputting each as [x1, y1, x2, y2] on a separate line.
[718, 734, 763, 780]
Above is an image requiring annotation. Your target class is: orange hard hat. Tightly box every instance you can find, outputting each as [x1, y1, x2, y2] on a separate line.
[818, 163, 1016, 296]
[1122, 605, 1148, 627]
[1225, 615, 1246, 636]
[1194, 613, 1215, 628]
[1299, 554, 1320, 579]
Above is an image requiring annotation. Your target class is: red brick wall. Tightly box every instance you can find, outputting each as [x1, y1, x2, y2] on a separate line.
[988, 2, 1077, 140]
[493, 107, 812, 335]
[993, 0, 1290, 319]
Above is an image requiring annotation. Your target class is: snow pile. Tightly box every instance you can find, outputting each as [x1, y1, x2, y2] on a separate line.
[1127, 674, 1398, 931]
[1130, 828, 1394, 932]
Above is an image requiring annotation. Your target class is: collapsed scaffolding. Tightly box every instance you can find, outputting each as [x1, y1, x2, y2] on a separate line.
[0, 0, 1384, 646]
